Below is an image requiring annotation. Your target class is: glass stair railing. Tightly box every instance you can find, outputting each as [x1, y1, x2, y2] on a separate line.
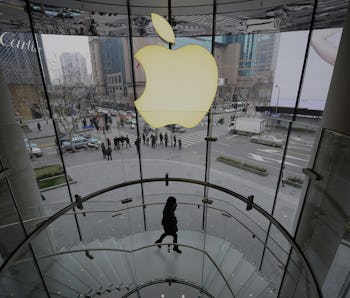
[0, 177, 322, 298]
[5, 230, 274, 297]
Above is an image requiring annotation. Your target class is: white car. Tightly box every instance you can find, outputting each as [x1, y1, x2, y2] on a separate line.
[24, 140, 43, 158]
[250, 135, 284, 147]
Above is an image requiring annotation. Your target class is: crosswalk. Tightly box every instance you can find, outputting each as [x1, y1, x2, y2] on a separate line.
[245, 135, 315, 175]
[118, 129, 227, 149]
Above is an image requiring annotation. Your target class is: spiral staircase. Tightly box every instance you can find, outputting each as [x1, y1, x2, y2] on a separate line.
[0, 178, 321, 297]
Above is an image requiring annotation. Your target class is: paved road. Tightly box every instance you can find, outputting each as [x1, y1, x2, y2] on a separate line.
[28, 117, 315, 182]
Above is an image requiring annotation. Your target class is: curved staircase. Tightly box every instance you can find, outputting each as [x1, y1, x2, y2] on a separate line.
[0, 230, 277, 298]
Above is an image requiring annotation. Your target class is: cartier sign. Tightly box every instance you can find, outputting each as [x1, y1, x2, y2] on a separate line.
[0, 32, 41, 53]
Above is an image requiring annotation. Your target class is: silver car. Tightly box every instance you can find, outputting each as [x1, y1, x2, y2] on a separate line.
[250, 135, 284, 147]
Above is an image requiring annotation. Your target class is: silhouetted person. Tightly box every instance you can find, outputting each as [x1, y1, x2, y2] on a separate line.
[101, 143, 107, 159]
[107, 137, 111, 146]
[178, 138, 182, 150]
[151, 134, 156, 148]
[126, 135, 131, 147]
[281, 166, 285, 187]
[142, 133, 146, 145]
[134, 138, 140, 154]
[155, 196, 182, 253]
[173, 134, 177, 147]
[37, 122, 41, 131]
[159, 132, 163, 144]
[107, 145, 112, 160]
[164, 133, 169, 147]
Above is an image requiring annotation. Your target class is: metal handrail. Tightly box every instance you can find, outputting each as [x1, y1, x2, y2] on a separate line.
[0, 177, 322, 298]
[37, 243, 234, 297]
[118, 277, 216, 298]
[0, 193, 289, 260]
[9, 202, 300, 281]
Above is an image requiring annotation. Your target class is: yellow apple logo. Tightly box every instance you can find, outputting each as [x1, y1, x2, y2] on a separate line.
[134, 13, 218, 128]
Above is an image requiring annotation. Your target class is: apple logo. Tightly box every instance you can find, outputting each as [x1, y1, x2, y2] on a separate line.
[134, 13, 218, 128]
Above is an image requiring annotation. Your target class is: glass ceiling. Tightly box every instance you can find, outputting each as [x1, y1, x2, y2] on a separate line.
[0, 0, 348, 36]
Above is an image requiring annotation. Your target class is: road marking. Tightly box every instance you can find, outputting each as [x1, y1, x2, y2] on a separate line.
[226, 135, 238, 140]
[257, 149, 309, 162]
[217, 142, 231, 147]
[260, 155, 303, 168]
[287, 146, 312, 152]
[288, 141, 313, 148]
[248, 153, 273, 163]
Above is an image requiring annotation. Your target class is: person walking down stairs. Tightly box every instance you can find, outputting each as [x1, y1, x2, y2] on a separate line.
[155, 196, 182, 253]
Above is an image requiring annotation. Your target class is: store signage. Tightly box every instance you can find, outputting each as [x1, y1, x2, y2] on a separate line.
[0, 32, 41, 53]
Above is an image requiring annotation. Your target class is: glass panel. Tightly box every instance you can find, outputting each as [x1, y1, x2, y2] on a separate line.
[0, 244, 47, 297]
[285, 129, 350, 297]
[0, 180, 27, 266]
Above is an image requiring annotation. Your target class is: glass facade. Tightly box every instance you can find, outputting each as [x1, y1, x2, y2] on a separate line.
[0, 0, 349, 297]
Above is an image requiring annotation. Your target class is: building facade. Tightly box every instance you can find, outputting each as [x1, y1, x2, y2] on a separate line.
[89, 36, 127, 102]
[59, 52, 88, 86]
[0, 32, 49, 120]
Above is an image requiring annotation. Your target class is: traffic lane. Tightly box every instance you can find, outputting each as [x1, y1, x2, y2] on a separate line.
[213, 133, 313, 178]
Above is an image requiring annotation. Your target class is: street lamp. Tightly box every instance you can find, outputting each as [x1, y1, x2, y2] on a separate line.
[275, 84, 280, 114]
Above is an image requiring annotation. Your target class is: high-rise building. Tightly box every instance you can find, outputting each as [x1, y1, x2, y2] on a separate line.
[89, 37, 126, 98]
[219, 33, 279, 105]
[59, 52, 88, 86]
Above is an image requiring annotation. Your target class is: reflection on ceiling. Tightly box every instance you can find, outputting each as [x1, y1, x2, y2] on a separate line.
[0, 0, 348, 36]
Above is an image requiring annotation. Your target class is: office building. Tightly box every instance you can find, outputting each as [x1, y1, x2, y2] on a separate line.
[60, 52, 88, 86]
[89, 37, 127, 101]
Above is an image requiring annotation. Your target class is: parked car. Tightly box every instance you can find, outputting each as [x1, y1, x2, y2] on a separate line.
[250, 135, 284, 147]
[87, 137, 101, 149]
[26, 144, 43, 158]
[24, 139, 43, 158]
[166, 125, 186, 133]
[61, 136, 88, 151]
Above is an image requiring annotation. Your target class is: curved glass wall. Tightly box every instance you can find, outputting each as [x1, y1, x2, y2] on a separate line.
[0, 0, 348, 296]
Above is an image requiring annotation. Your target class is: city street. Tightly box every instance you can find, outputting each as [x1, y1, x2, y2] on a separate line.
[19, 116, 318, 274]
[27, 115, 315, 183]
[24, 115, 317, 237]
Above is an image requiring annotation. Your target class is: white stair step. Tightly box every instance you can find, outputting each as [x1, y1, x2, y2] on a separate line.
[59, 253, 103, 295]
[72, 242, 111, 290]
[86, 239, 122, 288]
[229, 258, 256, 294]
[102, 237, 134, 289]
[258, 286, 278, 297]
[208, 247, 244, 296]
[204, 239, 232, 288]
[237, 271, 269, 298]
[44, 275, 80, 297]
[39, 257, 92, 295]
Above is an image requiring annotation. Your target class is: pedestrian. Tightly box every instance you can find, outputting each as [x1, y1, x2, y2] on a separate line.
[142, 133, 146, 145]
[178, 138, 182, 150]
[173, 134, 177, 147]
[37, 122, 41, 131]
[146, 136, 150, 146]
[159, 132, 163, 144]
[164, 133, 168, 147]
[107, 137, 111, 146]
[281, 166, 285, 187]
[101, 143, 107, 159]
[113, 137, 118, 150]
[134, 138, 140, 154]
[151, 134, 156, 148]
[126, 135, 131, 148]
[120, 136, 125, 148]
[154, 196, 182, 254]
[107, 145, 112, 160]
